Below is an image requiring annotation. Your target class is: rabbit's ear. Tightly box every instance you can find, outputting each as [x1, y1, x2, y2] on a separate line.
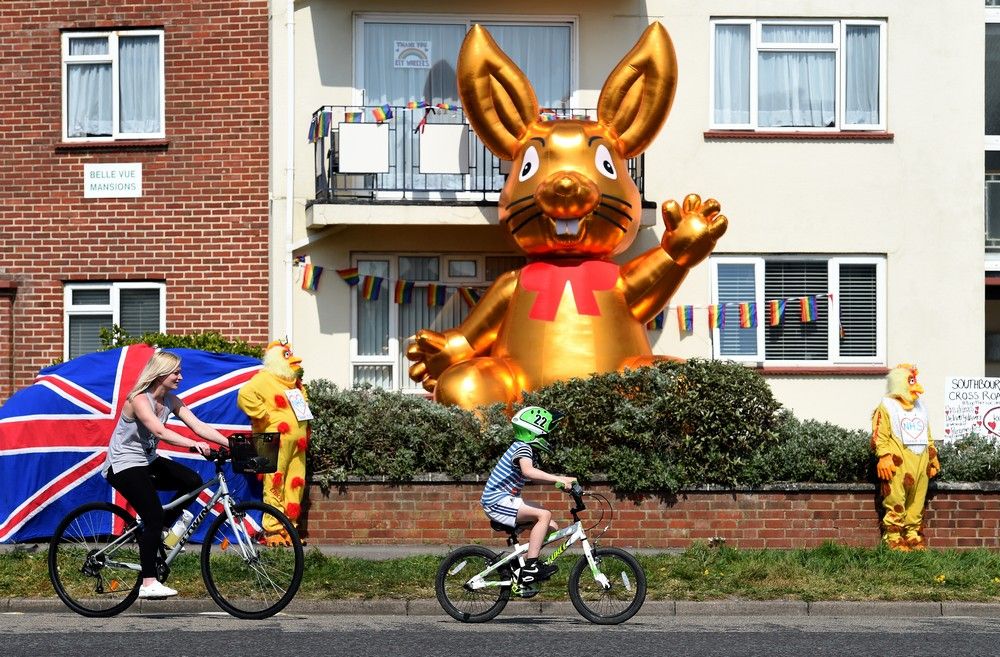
[457, 24, 539, 161]
[597, 22, 678, 159]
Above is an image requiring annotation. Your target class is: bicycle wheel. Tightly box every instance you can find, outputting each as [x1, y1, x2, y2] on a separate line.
[568, 546, 646, 624]
[201, 501, 304, 619]
[48, 502, 142, 617]
[435, 545, 511, 623]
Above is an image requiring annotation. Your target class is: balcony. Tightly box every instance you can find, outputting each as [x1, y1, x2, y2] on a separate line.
[308, 105, 646, 208]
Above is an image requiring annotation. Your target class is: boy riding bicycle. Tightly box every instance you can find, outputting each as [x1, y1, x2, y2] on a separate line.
[481, 406, 576, 586]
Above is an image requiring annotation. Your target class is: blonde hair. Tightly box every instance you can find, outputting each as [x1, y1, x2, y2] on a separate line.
[127, 351, 181, 401]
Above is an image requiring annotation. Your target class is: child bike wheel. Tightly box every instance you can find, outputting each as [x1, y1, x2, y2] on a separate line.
[435, 545, 511, 623]
[568, 546, 647, 624]
[48, 502, 142, 617]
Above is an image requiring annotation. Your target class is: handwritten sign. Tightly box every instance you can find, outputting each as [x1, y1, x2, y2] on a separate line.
[943, 377, 1000, 440]
[394, 40, 431, 69]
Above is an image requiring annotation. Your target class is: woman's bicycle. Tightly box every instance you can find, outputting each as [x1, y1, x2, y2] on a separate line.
[435, 482, 646, 625]
[47, 433, 304, 620]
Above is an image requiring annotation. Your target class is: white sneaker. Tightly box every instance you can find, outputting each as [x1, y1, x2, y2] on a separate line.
[138, 581, 178, 599]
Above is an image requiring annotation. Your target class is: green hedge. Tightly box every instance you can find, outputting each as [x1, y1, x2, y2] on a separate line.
[99, 326, 263, 358]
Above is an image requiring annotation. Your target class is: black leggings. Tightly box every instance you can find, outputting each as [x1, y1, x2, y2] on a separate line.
[107, 457, 202, 578]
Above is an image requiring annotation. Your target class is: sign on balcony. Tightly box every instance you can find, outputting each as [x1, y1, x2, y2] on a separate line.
[419, 124, 469, 175]
[394, 40, 431, 68]
[338, 123, 389, 173]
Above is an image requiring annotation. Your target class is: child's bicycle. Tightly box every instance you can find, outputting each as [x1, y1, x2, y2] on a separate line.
[47, 433, 304, 620]
[435, 482, 646, 625]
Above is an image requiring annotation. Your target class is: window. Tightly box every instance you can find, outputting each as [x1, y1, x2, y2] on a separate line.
[64, 282, 165, 359]
[350, 254, 524, 391]
[62, 30, 165, 141]
[711, 19, 886, 131]
[710, 256, 885, 365]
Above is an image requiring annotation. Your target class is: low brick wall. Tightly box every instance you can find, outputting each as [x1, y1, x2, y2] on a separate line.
[296, 479, 1000, 550]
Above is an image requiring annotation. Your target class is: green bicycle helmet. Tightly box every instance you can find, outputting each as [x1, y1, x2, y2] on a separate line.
[511, 406, 565, 453]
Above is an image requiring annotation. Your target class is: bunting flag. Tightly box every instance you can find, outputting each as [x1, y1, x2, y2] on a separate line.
[459, 287, 481, 308]
[406, 100, 429, 109]
[677, 305, 694, 333]
[800, 296, 817, 323]
[646, 311, 665, 330]
[768, 299, 785, 327]
[708, 304, 725, 330]
[435, 102, 460, 111]
[739, 302, 756, 329]
[360, 275, 383, 301]
[394, 280, 415, 304]
[372, 104, 394, 122]
[301, 264, 323, 292]
[337, 267, 360, 286]
[307, 111, 332, 143]
[426, 283, 448, 307]
[343, 111, 364, 123]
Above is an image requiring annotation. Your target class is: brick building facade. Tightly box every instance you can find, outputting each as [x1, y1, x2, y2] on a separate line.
[0, 1, 270, 401]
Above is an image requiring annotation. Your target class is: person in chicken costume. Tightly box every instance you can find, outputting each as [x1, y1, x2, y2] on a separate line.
[871, 363, 941, 551]
[237, 340, 311, 546]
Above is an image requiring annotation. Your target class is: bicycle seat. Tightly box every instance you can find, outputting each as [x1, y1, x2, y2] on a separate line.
[490, 520, 530, 545]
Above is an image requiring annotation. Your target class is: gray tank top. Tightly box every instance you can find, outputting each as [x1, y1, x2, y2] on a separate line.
[102, 391, 176, 477]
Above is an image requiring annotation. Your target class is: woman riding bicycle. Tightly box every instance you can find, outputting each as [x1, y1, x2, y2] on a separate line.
[101, 350, 230, 599]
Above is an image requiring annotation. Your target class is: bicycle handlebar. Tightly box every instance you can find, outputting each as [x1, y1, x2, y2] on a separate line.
[556, 480, 587, 514]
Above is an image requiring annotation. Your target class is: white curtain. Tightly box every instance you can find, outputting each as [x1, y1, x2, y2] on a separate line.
[713, 25, 750, 124]
[844, 26, 879, 125]
[67, 38, 111, 137]
[119, 35, 161, 134]
[758, 25, 835, 128]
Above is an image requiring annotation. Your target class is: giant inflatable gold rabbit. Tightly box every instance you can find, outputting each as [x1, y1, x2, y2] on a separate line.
[407, 22, 728, 409]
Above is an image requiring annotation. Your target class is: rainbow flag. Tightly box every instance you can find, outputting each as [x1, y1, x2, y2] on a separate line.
[372, 104, 394, 122]
[739, 302, 756, 329]
[426, 284, 448, 307]
[360, 275, 383, 301]
[435, 102, 460, 111]
[800, 296, 817, 323]
[646, 311, 665, 331]
[406, 100, 429, 109]
[708, 305, 725, 330]
[394, 280, 414, 304]
[343, 111, 363, 123]
[307, 111, 331, 142]
[301, 264, 323, 291]
[768, 299, 785, 327]
[538, 112, 557, 122]
[336, 267, 360, 286]
[459, 287, 481, 308]
[677, 305, 694, 333]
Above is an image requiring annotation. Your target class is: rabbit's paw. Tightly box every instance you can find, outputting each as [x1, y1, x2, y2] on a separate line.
[660, 193, 728, 268]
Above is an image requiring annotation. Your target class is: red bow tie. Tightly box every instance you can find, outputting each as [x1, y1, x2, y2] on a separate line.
[519, 261, 619, 321]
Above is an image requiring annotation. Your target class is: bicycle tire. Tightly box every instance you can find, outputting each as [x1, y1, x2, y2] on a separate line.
[567, 546, 646, 624]
[48, 502, 142, 617]
[200, 501, 304, 619]
[435, 545, 511, 623]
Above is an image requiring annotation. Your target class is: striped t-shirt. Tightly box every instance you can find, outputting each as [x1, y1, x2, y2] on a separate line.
[481, 442, 536, 508]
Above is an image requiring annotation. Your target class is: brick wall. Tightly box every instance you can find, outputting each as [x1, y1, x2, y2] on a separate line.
[298, 481, 1000, 550]
[0, 1, 270, 400]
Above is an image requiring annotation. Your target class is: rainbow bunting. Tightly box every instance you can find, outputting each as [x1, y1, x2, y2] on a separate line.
[739, 302, 756, 329]
[360, 275, 383, 301]
[768, 299, 785, 327]
[435, 102, 460, 111]
[301, 264, 323, 291]
[336, 267, 360, 286]
[459, 287, 481, 308]
[538, 112, 558, 122]
[646, 311, 665, 331]
[708, 305, 725, 330]
[406, 100, 429, 109]
[372, 104, 394, 122]
[677, 305, 694, 333]
[343, 111, 363, 123]
[800, 296, 817, 323]
[394, 280, 415, 304]
[426, 283, 448, 307]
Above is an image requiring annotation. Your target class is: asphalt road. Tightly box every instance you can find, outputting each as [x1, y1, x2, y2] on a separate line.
[3, 612, 1000, 657]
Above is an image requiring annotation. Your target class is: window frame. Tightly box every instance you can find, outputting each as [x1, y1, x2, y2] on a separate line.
[709, 255, 886, 366]
[63, 281, 166, 359]
[61, 29, 166, 142]
[709, 18, 887, 132]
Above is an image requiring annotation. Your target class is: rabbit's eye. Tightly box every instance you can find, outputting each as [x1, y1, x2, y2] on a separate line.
[595, 144, 617, 180]
[518, 146, 540, 182]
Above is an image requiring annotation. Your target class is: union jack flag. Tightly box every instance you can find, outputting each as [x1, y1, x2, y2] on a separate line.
[0, 344, 263, 543]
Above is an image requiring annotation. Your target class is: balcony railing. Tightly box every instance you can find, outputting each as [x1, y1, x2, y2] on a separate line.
[309, 105, 645, 205]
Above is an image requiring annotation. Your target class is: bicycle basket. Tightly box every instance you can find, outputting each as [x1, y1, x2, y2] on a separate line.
[229, 432, 279, 474]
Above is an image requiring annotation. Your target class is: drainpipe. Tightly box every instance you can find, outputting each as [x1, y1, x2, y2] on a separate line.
[283, 0, 296, 341]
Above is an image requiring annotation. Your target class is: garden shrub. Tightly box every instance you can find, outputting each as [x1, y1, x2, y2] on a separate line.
[99, 325, 263, 358]
[936, 434, 1000, 482]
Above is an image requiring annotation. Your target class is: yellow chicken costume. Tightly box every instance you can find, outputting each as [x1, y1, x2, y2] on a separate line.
[237, 341, 310, 545]
[870, 364, 941, 551]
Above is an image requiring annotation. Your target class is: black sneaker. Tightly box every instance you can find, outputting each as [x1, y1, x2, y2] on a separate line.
[518, 559, 558, 585]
